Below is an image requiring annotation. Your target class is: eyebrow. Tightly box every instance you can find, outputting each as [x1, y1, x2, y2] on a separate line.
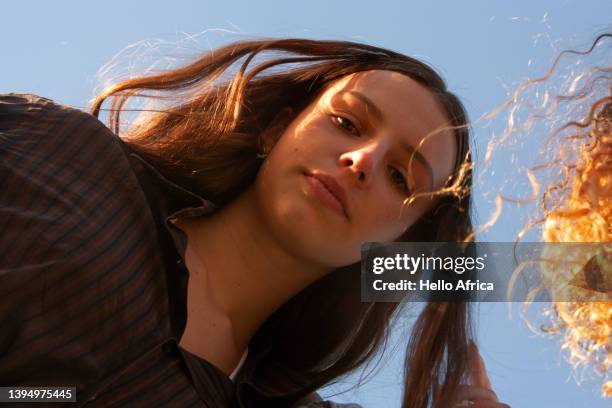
[335, 90, 435, 190]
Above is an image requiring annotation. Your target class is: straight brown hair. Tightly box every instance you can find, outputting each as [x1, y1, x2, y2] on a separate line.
[92, 37, 474, 408]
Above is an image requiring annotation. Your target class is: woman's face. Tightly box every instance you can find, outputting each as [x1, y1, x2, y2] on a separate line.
[252, 69, 458, 268]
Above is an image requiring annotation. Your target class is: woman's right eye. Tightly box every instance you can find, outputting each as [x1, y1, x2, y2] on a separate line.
[331, 115, 361, 137]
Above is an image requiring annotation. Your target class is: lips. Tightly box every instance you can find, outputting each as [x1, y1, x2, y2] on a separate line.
[305, 171, 350, 218]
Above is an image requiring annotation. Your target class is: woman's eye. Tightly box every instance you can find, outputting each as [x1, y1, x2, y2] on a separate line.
[332, 115, 360, 136]
[389, 167, 411, 195]
[331, 114, 410, 195]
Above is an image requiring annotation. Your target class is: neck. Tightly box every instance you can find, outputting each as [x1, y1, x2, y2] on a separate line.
[176, 185, 330, 353]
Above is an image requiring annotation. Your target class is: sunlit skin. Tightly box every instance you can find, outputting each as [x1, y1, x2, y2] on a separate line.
[173, 70, 457, 377]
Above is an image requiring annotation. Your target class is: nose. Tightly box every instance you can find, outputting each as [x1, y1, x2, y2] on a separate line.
[338, 141, 385, 187]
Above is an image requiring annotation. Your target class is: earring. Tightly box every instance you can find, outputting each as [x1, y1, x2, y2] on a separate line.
[256, 151, 267, 159]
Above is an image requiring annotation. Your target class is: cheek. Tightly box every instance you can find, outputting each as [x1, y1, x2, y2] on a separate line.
[361, 195, 432, 242]
[356, 197, 409, 242]
[269, 122, 324, 166]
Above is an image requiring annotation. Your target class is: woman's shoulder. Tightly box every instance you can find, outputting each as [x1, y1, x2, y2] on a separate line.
[0, 92, 115, 145]
[0, 92, 149, 248]
[0, 93, 59, 113]
[0, 92, 130, 190]
[1, 92, 93, 117]
[1, 93, 87, 118]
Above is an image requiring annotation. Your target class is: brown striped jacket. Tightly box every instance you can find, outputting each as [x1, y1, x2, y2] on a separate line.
[0, 94, 363, 408]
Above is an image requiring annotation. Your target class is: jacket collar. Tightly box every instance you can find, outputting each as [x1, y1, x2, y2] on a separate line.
[117, 139, 314, 407]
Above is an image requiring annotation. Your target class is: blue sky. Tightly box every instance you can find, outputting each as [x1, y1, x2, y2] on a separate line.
[2, 1, 610, 407]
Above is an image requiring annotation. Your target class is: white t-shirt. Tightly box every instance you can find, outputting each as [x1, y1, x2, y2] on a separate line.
[229, 347, 249, 381]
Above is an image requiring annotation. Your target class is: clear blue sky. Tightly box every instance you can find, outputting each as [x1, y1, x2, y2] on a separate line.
[2, 1, 610, 407]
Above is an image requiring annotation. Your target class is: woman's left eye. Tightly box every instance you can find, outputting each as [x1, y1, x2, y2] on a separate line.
[332, 115, 360, 137]
[389, 167, 411, 194]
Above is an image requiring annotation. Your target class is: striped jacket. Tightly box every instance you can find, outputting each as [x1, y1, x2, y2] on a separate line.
[0, 94, 363, 408]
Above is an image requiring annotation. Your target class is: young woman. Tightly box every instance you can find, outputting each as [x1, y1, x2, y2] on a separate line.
[0, 38, 509, 407]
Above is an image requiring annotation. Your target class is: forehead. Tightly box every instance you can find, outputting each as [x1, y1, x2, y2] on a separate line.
[319, 70, 458, 190]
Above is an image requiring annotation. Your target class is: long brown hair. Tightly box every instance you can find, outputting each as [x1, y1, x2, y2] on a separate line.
[92, 38, 474, 408]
